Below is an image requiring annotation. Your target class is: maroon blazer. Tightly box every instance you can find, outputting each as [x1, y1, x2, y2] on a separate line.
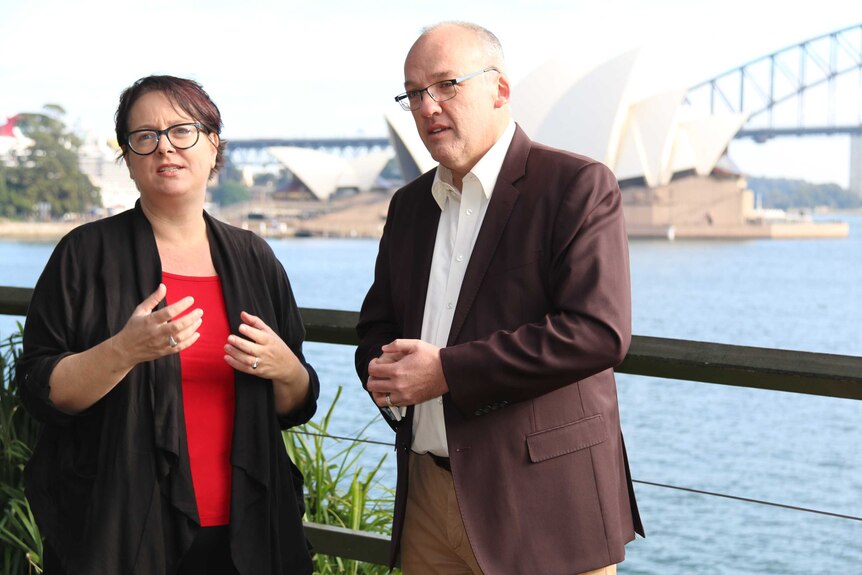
[356, 125, 643, 574]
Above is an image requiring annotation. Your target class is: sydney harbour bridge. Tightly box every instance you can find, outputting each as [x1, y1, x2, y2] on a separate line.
[228, 23, 862, 195]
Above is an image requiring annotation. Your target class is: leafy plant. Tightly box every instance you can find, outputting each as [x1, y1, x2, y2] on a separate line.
[0, 328, 397, 574]
[284, 386, 398, 574]
[0, 325, 42, 573]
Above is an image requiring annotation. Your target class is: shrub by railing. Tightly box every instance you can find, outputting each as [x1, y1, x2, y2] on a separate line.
[283, 386, 394, 574]
[0, 327, 42, 574]
[0, 325, 397, 574]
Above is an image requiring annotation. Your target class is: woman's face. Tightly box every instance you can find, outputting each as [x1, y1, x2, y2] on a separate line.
[124, 90, 218, 204]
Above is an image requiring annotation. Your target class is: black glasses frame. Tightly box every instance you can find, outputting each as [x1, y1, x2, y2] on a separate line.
[126, 122, 205, 156]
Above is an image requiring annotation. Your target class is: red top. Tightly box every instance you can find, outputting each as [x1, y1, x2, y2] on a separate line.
[163, 272, 235, 526]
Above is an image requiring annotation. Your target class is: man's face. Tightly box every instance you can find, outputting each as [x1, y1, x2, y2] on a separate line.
[403, 26, 507, 184]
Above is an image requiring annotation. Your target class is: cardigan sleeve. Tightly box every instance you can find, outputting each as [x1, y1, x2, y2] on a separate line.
[17, 233, 88, 426]
[275, 274, 319, 430]
[260, 240, 319, 429]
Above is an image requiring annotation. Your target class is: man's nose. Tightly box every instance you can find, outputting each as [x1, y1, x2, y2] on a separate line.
[418, 91, 441, 117]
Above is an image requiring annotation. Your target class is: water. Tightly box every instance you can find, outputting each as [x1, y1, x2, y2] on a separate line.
[1, 216, 860, 574]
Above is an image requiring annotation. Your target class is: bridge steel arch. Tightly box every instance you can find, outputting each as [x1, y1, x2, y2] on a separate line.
[686, 23, 862, 141]
[686, 23, 862, 195]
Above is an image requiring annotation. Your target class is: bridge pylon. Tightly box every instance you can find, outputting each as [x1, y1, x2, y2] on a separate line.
[851, 135, 862, 197]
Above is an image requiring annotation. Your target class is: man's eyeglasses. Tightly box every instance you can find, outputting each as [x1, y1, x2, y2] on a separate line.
[394, 67, 499, 111]
[126, 122, 206, 156]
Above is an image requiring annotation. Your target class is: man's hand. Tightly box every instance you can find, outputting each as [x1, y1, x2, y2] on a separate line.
[366, 339, 448, 408]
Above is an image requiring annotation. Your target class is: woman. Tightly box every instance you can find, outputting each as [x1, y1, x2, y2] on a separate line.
[18, 75, 318, 574]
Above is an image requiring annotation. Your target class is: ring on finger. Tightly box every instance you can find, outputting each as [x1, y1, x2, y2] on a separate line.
[385, 393, 394, 408]
[252, 357, 260, 370]
[168, 335, 178, 348]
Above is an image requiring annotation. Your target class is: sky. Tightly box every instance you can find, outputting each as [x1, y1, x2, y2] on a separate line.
[2, 0, 862, 186]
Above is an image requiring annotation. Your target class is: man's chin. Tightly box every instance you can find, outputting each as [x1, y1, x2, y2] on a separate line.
[424, 144, 451, 166]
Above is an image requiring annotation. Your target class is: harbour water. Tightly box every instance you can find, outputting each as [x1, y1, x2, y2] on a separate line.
[1, 215, 860, 574]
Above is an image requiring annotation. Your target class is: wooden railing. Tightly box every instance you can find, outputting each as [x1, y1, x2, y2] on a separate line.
[3, 285, 862, 566]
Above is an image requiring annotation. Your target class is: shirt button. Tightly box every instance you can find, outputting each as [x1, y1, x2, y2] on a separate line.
[447, 302, 454, 309]
[466, 208, 473, 216]
[456, 255, 464, 262]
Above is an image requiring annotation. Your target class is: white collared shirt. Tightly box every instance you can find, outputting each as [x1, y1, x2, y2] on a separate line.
[411, 120, 517, 456]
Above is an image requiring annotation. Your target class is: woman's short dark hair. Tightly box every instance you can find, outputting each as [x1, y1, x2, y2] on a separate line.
[115, 75, 227, 177]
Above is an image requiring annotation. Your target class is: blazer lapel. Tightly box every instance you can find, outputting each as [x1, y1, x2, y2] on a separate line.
[448, 126, 531, 344]
[404, 175, 441, 339]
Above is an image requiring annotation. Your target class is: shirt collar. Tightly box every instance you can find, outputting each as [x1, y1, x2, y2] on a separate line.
[430, 120, 517, 210]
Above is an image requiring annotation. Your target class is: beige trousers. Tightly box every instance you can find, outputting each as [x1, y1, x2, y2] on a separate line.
[401, 452, 617, 575]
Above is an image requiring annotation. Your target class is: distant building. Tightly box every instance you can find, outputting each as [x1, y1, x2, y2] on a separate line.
[77, 134, 139, 214]
[0, 115, 33, 163]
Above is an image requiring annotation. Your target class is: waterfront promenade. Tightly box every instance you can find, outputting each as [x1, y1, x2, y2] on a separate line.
[1, 200, 856, 241]
[0, 219, 78, 240]
[0, 191, 390, 240]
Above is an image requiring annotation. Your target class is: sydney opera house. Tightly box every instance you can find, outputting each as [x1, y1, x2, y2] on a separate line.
[2, 48, 848, 239]
[383, 49, 848, 239]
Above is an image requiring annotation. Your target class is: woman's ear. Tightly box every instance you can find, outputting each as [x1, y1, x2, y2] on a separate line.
[208, 134, 219, 168]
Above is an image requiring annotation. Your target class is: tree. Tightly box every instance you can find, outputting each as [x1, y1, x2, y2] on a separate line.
[0, 165, 10, 218]
[253, 172, 277, 188]
[748, 177, 862, 210]
[1, 105, 101, 219]
[209, 181, 251, 206]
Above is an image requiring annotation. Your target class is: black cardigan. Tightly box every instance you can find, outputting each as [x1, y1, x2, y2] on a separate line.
[18, 203, 318, 574]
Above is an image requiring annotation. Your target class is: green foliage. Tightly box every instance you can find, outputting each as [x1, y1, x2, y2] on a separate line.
[284, 386, 397, 575]
[0, 327, 42, 573]
[219, 156, 245, 184]
[0, 166, 9, 212]
[0, 106, 101, 219]
[0, 330, 395, 573]
[209, 181, 251, 206]
[253, 172, 278, 187]
[748, 177, 862, 210]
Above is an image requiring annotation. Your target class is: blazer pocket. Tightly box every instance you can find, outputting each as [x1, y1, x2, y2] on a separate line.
[526, 414, 607, 463]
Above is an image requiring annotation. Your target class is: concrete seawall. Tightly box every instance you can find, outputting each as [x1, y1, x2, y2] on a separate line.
[0, 220, 79, 240]
[1, 206, 853, 241]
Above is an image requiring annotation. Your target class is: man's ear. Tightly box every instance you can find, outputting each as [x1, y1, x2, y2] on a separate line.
[495, 73, 511, 108]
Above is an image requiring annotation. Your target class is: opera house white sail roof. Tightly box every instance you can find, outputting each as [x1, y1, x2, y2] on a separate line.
[385, 48, 748, 189]
[267, 146, 393, 201]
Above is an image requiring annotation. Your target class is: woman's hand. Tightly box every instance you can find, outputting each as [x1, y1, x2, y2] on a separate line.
[223, 311, 310, 415]
[114, 283, 203, 365]
[49, 283, 203, 414]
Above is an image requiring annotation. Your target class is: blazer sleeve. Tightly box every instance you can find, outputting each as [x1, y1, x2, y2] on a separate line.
[441, 161, 632, 416]
[355, 189, 404, 387]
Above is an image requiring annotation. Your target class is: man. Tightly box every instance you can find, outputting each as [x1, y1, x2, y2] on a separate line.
[355, 21, 643, 575]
